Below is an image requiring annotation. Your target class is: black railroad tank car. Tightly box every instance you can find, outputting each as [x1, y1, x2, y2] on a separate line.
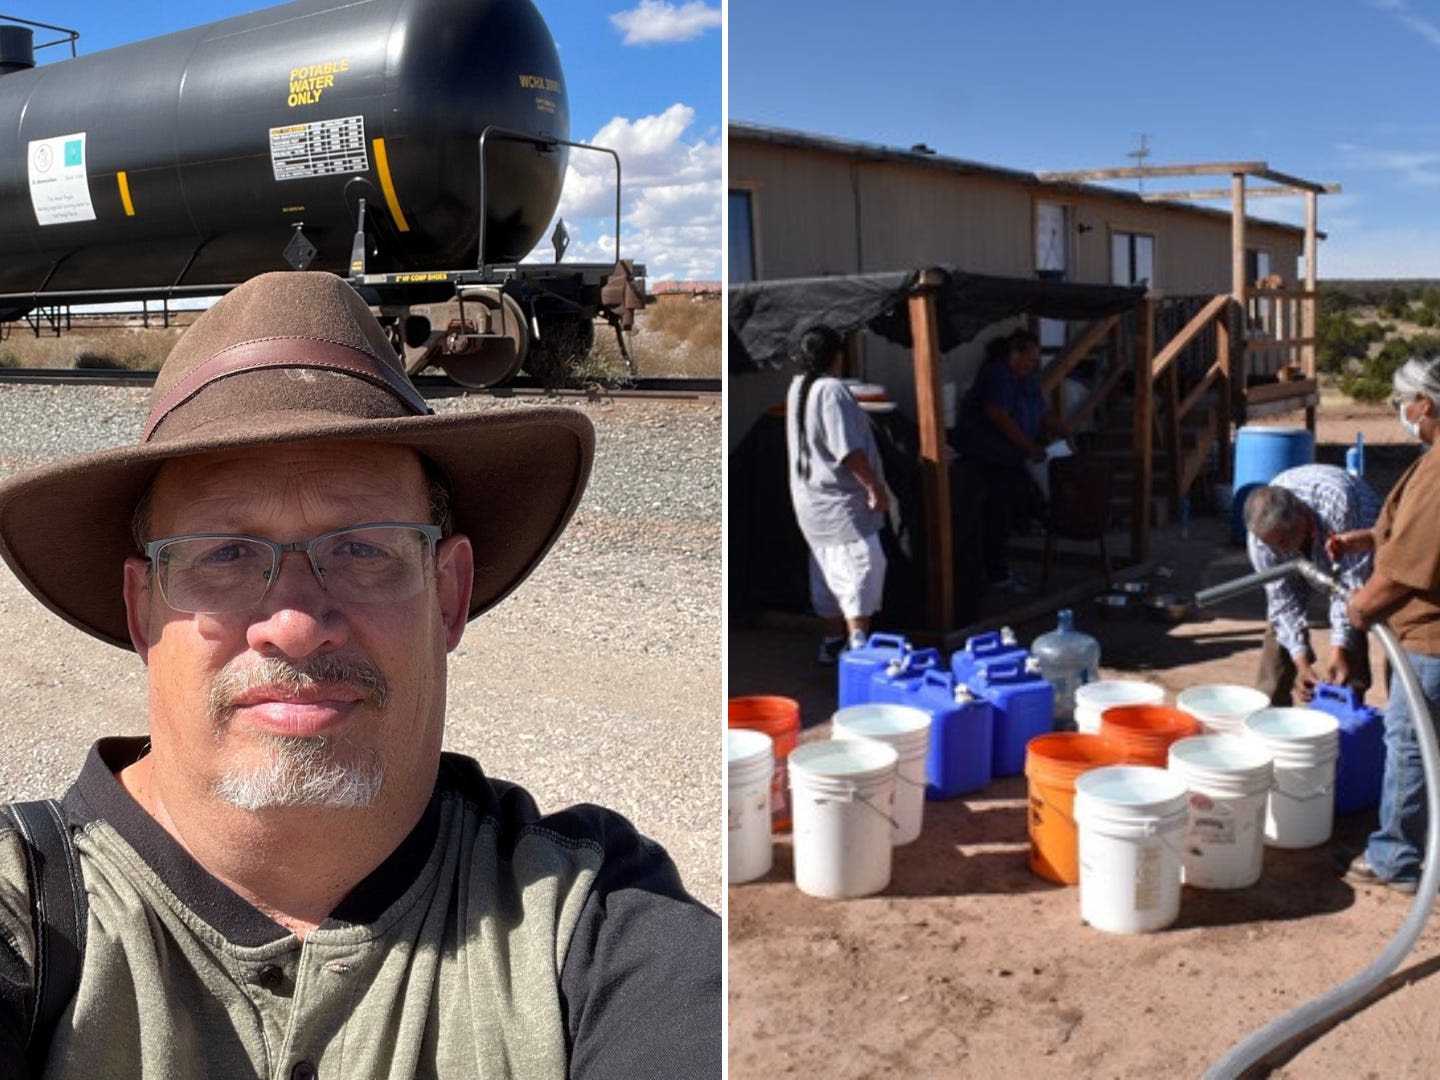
[0, 0, 570, 293]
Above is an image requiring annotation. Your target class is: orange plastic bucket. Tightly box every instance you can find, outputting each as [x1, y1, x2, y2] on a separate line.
[1025, 733, 1125, 884]
[728, 696, 801, 832]
[1100, 704, 1200, 767]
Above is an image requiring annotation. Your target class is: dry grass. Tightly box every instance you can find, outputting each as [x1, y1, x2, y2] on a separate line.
[0, 324, 187, 370]
[591, 296, 722, 379]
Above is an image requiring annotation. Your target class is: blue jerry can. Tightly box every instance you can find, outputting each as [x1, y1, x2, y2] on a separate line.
[1309, 683, 1384, 815]
[869, 648, 943, 706]
[950, 627, 1027, 689]
[914, 669, 993, 800]
[977, 659, 1056, 779]
[837, 633, 910, 708]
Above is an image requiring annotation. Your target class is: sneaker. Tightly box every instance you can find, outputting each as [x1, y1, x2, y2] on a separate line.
[846, 629, 868, 652]
[1344, 855, 1419, 895]
[816, 636, 846, 665]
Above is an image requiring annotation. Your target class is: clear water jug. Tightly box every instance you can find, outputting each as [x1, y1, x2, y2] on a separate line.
[1030, 609, 1100, 725]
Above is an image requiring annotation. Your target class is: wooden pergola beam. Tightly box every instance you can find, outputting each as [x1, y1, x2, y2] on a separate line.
[1038, 162, 1266, 183]
[1143, 182, 1341, 202]
[1144, 186, 1307, 202]
[1038, 164, 1334, 196]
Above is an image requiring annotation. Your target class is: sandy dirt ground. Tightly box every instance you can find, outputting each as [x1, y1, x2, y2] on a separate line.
[728, 399, 1440, 1078]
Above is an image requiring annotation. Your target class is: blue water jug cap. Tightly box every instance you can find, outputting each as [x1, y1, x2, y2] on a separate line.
[1057, 609, 1075, 632]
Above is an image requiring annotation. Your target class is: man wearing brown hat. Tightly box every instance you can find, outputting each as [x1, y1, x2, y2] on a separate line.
[0, 272, 720, 1077]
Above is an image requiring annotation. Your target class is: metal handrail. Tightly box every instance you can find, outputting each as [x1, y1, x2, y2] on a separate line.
[475, 127, 622, 276]
[0, 14, 79, 57]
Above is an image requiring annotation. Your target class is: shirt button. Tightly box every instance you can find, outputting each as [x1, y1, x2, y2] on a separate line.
[256, 964, 286, 990]
[291, 1062, 318, 1080]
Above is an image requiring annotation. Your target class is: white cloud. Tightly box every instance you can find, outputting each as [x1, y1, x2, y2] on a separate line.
[1336, 142, 1440, 187]
[523, 104, 720, 282]
[1370, 0, 1440, 48]
[610, 0, 721, 46]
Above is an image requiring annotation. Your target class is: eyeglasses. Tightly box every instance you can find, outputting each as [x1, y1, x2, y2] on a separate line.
[144, 522, 444, 614]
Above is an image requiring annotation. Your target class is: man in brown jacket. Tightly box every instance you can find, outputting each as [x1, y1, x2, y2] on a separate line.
[1332, 354, 1440, 896]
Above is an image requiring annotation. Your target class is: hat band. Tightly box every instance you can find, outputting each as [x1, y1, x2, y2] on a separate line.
[143, 337, 432, 442]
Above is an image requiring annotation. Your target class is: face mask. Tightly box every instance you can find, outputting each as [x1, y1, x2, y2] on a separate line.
[1399, 399, 1423, 440]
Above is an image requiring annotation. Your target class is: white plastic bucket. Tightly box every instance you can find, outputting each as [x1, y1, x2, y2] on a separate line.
[1167, 735, 1274, 889]
[1074, 765, 1189, 933]
[831, 703, 932, 846]
[1243, 708, 1340, 849]
[728, 729, 775, 884]
[1074, 680, 1166, 735]
[1177, 684, 1271, 736]
[789, 739, 899, 899]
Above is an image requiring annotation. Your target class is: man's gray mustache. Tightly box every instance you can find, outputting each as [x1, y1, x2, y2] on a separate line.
[207, 654, 390, 725]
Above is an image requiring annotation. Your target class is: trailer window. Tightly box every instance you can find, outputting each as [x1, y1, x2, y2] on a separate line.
[729, 189, 757, 283]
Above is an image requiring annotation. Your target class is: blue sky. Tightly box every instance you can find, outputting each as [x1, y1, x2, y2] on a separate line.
[6, 0, 721, 282]
[729, 0, 1440, 280]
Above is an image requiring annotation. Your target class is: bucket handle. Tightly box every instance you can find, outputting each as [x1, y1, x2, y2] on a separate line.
[813, 786, 902, 832]
[1272, 774, 1335, 802]
[895, 766, 928, 791]
[1034, 790, 1076, 829]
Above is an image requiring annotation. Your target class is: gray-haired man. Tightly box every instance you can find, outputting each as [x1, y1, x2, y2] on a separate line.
[1244, 463, 1383, 704]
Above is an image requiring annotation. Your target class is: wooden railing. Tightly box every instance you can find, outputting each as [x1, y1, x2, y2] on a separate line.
[1030, 283, 1318, 562]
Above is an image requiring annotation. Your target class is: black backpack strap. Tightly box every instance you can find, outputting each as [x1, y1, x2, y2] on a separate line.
[3, 799, 86, 1068]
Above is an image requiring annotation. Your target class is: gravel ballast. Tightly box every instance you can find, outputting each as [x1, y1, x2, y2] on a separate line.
[0, 385, 721, 910]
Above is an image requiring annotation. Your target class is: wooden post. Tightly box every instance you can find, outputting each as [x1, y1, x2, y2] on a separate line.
[1231, 173, 1249, 425]
[908, 269, 954, 630]
[1133, 295, 1156, 562]
[1216, 309, 1232, 482]
[1303, 189, 1318, 433]
[1165, 361, 1182, 518]
[1231, 173, 1247, 303]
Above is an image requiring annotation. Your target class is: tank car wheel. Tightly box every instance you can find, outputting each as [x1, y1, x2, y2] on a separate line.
[438, 292, 529, 388]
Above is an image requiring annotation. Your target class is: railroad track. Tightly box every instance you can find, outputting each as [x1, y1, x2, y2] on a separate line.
[0, 367, 720, 402]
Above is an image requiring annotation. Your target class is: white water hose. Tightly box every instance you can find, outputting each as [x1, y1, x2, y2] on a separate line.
[1193, 558, 1440, 1079]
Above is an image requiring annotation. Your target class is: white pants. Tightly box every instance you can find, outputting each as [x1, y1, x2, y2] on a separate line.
[808, 533, 886, 620]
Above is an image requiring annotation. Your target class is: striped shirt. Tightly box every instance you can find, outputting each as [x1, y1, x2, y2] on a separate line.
[1245, 464, 1382, 656]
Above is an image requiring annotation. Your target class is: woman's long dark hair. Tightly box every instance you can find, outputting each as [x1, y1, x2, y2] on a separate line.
[794, 325, 844, 480]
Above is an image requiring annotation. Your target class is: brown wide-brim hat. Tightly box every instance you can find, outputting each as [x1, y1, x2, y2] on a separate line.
[0, 271, 594, 649]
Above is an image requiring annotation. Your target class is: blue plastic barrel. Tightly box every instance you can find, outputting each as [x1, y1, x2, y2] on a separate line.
[1230, 426, 1315, 542]
[978, 661, 1056, 777]
[951, 629, 1027, 689]
[915, 670, 994, 800]
[838, 633, 909, 708]
[1308, 683, 1383, 815]
[869, 648, 942, 706]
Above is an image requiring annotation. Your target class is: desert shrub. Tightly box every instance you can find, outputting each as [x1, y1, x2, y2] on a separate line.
[1340, 373, 1392, 402]
[1382, 287, 1414, 320]
[1316, 310, 1385, 374]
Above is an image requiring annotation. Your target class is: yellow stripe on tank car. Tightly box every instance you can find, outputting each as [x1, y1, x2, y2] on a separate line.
[372, 138, 411, 233]
[117, 171, 135, 217]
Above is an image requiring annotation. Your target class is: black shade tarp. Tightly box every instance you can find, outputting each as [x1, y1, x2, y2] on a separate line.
[729, 267, 1145, 371]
